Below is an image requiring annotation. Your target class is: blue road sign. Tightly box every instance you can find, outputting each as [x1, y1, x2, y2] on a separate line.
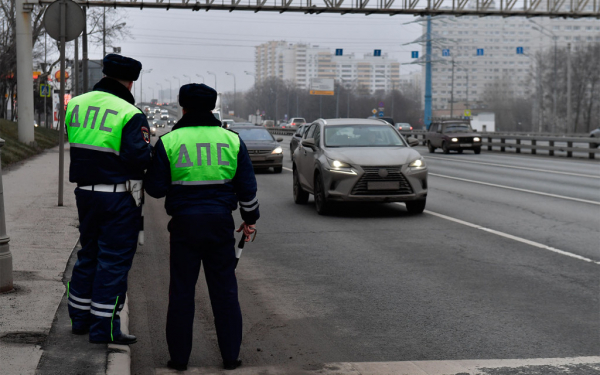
[40, 84, 50, 97]
[335, 49, 343, 56]
[378, 111, 384, 117]
[374, 49, 382, 57]
[516, 46, 524, 55]
[477, 48, 484, 56]
[411, 51, 419, 58]
[442, 49, 450, 57]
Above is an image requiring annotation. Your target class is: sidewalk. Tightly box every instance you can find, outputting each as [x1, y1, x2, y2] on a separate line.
[0, 144, 129, 375]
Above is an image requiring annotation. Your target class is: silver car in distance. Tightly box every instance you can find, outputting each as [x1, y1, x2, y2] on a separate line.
[292, 118, 428, 215]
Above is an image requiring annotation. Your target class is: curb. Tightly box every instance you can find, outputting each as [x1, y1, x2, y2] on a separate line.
[106, 294, 131, 375]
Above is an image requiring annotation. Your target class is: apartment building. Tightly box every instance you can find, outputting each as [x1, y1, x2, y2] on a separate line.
[255, 41, 401, 93]
[421, 14, 600, 111]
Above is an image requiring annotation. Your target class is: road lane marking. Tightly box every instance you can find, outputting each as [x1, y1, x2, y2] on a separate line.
[283, 166, 293, 172]
[430, 173, 600, 206]
[425, 156, 600, 179]
[423, 210, 600, 266]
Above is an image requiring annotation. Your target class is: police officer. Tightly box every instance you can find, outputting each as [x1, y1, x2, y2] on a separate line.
[144, 83, 259, 371]
[65, 54, 152, 345]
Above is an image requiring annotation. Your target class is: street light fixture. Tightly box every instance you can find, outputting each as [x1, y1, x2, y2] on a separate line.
[244, 71, 256, 86]
[183, 74, 191, 84]
[530, 20, 559, 133]
[225, 72, 236, 116]
[173, 76, 180, 88]
[196, 74, 205, 83]
[207, 71, 217, 91]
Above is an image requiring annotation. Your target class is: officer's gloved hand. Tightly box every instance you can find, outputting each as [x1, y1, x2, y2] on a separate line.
[236, 223, 256, 242]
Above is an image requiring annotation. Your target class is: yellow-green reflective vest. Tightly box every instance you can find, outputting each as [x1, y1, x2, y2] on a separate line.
[161, 126, 240, 185]
[66, 91, 140, 155]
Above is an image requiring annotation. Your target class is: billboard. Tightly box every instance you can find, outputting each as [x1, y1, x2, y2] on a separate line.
[309, 78, 334, 96]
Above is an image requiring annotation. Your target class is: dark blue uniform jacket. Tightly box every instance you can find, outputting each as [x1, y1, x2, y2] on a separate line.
[144, 111, 260, 225]
[68, 78, 152, 185]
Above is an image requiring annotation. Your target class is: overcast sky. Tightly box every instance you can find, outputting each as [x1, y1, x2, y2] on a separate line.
[83, 9, 423, 101]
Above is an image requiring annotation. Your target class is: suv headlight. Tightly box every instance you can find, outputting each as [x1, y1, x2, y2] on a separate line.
[473, 137, 481, 142]
[451, 137, 458, 142]
[272, 146, 283, 154]
[408, 157, 426, 169]
[326, 158, 356, 174]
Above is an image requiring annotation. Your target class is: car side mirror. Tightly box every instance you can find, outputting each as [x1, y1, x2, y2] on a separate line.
[276, 137, 283, 142]
[302, 138, 316, 149]
[407, 137, 419, 147]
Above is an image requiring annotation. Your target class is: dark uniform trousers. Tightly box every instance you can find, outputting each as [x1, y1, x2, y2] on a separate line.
[68, 188, 141, 341]
[166, 212, 242, 365]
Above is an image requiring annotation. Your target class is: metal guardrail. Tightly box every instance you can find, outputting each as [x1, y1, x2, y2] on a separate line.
[267, 128, 296, 136]
[399, 131, 600, 160]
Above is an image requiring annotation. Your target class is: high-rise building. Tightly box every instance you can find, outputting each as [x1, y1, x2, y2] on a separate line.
[421, 14, 600, 113]
[255, 41, 401, 93]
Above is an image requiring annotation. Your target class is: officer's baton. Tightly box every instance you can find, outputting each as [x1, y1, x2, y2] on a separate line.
[235, 235, 245, 269]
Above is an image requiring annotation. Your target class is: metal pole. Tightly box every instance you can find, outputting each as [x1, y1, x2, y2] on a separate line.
[82, 6, 88, 93]
[165, 79, 172, 103]
[74, 37, 79, 96]
[45, 35, 48, 128]
[450, 60, 455, 117]
[58, 0, 66, 207]
[424, 15, 432, 129]
[347, 91, 350, 118]
[102, 7, 106, 58]
[16, 0, 35, 144]
[0, 138, 12, 293]
[319, 96, 322, 118]
[336, 89, 339, 118]
[566, 42, 571, 133]
[552, 37, 557, 133]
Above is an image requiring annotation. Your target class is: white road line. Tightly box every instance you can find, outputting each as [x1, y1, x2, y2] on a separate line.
[283, 166, 293, 172]
[423, 210, 600, 266]
[430, 173, 600, 206]
[425, 156, 600, 179]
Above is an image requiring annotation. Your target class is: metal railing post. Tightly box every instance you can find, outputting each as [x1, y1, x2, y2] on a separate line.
[0, 138, 13, 293]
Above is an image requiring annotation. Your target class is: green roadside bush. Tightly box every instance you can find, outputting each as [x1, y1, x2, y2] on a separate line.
[0, 119, 60, 168]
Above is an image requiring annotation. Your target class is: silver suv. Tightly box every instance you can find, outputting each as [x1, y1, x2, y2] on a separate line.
[292, 118, 428, 215]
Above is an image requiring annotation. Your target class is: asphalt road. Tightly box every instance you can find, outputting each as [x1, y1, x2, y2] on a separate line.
[128, 131, 600, 374]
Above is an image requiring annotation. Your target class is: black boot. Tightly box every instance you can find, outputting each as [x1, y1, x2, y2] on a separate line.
[72, 327, 89, 335]
[90, 333, 137, 345]
[167, 360, 188, 371]
[223, 358, 242, 370]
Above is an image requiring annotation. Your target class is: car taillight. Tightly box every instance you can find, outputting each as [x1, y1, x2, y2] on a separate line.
[410, 127, 413, 130]
[291, 122, 296, 126]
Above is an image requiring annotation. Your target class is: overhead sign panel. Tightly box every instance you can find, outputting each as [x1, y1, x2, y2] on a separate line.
[411, 51, 419, 58]
[310, 78, 334, 96]
[335, 49, 343, 56]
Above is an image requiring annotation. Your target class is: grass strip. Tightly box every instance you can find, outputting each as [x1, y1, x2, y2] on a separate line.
[0, 119, 60, 168]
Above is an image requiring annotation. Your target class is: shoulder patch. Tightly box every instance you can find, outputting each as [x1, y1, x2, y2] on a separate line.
[141, 127, 150, 144]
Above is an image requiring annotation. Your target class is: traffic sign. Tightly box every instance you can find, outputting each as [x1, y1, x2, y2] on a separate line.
[442, 49, 450, 57]
[378, 111, 384, 117]
[310, 78, 335, 95]
[378, 101, 384, 107]
[372, 109, 377, 114]
[516, 46, 524, 55]
[40, 84, 50, 97]
[374, 49, 382, 57]
[43, 0, 85, 42]
[335, 49, 343, 56]
[477, 48, 484, 56]
[464, 109, 472, 117]
[411, 51, 419, 58]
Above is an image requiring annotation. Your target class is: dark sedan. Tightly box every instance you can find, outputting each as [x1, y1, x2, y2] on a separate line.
[235, 126, 284, 173]
[426, 120, 482, 154]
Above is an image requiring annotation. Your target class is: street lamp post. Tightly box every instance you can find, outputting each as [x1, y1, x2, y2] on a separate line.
[195, 74, 204, 83]
[140, 69, 152, 103]
[225, 72, 236, 116]
[207, 72, 217, 91]
[244, 71, 256, 86]
[156, 83, 163, 103]
[165, 78, 172, 103]
[183, 74, 191, 84]
[148, 87, 154, 101]
[173, 76, 180, 88]
[0, 138, 12, 293]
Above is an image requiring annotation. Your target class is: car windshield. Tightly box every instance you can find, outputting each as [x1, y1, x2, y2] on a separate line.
[325, 125, 405, 147]
[292, 118, 306, 123]
[443, 123, 472, 132]
[236, 128, 274, 141]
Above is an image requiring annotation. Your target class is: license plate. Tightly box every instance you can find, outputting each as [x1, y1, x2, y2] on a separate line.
[460, 143, 472, 147]
[251, 156, 266, 161]
[368, 181, 400, 190]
